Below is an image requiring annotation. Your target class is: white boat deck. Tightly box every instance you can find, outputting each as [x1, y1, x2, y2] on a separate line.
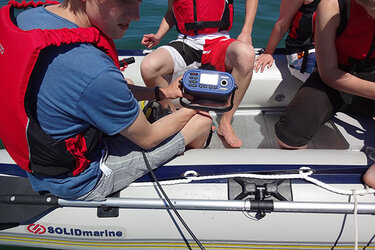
[119, 51, 374, 159]
[209, 110, 349, 150]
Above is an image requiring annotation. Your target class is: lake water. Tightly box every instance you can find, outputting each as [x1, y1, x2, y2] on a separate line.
[0, 0, 282, 49]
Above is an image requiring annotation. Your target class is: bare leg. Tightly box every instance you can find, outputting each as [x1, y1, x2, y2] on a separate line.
[181, 111, 212, 149]
[218, 41, 255, 148]
[363, 163, 375, 188]
[125, 78, 134, 85]
[277, 138, 307, 149]
[140, 48, 177, 111]
[368, 119, 375, 187]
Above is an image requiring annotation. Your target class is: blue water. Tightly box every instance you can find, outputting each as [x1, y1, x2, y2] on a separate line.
[0, 0, 281, 49]
[0, 0, 281, 249]
[116, 0, 280, 49]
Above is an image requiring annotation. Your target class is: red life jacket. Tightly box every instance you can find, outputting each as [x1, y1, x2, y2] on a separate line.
[336, 0, 375, 73]
[0, 0, 120, 176]
[173, 0, 233, 36]
[285, 0, 320, 55]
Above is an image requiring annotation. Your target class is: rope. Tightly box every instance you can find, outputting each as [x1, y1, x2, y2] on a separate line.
[130, 167, 313, 186]
[130, 166, 375, 196]
[352, 189, 359, 250]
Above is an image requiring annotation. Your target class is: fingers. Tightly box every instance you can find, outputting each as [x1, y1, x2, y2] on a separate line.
[141, 39, 154, 48]
[254, 54, 274, 73]
[141, 34, 156, 48]
[170, 76, 182, 88]
[163, 76, 184, 99]
[260, 63, 269, 73]
[145, 42, 154, 48]
[140, 37, 150, 46]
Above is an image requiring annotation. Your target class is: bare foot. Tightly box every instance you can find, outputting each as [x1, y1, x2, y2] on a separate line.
[217, 123, 242, 148]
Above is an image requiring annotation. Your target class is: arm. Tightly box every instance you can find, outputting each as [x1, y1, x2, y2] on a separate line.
[254, 0, 305, 72]
[127, 76, 183, 101]
[315, 0, 375, 99]
[141, 0, 175, 48]
[120, 107, 197, 149]
[236, 0, 258, 45]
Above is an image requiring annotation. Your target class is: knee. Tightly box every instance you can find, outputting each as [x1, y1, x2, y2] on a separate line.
[229, 42, 255, 73]
[363, 164, 375, 188]
[140, 55, 161, 80]
[192, 113, 213, 139]
[275, 113, 311, 149]
[198, 113, 213, 131]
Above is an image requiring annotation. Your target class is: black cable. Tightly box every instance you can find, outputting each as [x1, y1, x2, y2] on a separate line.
[141, 151, 206, 250]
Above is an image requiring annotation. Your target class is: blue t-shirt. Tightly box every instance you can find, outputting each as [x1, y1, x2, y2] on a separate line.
[16, 6, 140, 199]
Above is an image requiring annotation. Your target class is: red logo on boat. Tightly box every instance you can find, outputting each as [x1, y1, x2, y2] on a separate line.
[27, 224, 46, 234]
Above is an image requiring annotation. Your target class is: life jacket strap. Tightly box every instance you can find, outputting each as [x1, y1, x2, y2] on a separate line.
[184, 20, 231, 32]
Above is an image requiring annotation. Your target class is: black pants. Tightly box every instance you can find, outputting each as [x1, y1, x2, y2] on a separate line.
[275, 71, 375, 147]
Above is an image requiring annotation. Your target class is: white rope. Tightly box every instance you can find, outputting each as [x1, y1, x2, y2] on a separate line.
[130, 167, 375, 196]
[303, 174, 375, 196]
[130, 167, 313, 186]
[352, 189, 359, 250]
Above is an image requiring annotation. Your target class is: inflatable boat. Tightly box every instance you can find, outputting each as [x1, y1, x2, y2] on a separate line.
[0, 49, 375, 250]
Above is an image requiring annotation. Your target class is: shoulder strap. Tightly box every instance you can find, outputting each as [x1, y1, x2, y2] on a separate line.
[9, 0, 120, 68]
[186, 0, 232, 36]
[336, 0, 350, 36]
[37, 28, 119, 68]
[9, 0, 60, 8]
[364, 33, 375, 61]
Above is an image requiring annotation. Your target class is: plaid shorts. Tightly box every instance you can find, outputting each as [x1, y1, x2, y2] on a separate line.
[78, 132, 185, 201]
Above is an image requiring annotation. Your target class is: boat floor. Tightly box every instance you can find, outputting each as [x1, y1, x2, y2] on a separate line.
[119, 52, 375, 153]
[207, 109, 374, 151]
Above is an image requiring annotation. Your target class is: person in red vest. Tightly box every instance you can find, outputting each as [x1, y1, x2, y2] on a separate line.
[140, 0, 258, 148]
[0, 0, 212, 200]
[274, 0, 375, 186]
[254, 0, 320, 83]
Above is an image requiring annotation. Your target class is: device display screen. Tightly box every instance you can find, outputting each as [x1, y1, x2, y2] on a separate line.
[200, 73, 218, 85]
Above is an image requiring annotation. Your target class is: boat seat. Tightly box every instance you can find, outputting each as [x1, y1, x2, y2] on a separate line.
[239, 53, 303, 108]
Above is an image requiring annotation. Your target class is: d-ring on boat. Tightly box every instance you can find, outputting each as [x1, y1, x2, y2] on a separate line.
[0, 49, 375, 250]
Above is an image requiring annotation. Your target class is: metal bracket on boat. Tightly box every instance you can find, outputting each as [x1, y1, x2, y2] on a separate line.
[228, 178, 293, 219]
[97, 191, 120, 218]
